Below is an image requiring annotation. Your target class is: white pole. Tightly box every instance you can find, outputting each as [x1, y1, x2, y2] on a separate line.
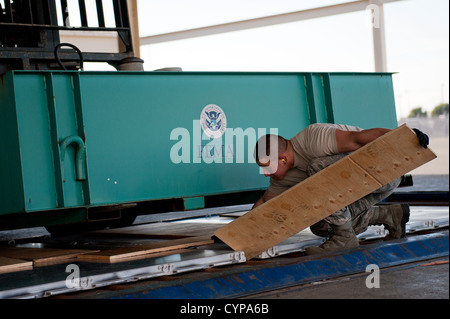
[371, 2, 388, 72]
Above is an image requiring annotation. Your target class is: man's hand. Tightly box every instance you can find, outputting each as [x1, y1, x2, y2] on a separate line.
[413, 128, 429, 148]
[252, 190, 278, 210]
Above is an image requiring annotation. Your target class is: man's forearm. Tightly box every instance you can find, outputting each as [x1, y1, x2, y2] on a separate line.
[336, 127, 391, 153]
[356, 128, 391, 146]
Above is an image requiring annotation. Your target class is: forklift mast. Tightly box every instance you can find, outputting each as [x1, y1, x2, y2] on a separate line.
[0, 0, 139, 73]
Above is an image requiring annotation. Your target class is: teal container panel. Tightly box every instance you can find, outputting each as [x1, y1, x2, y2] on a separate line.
[0, 73, 25, 215]
[309, 74, 329, 123]
[79, 73, 311, 205]
[327, 73, 398, 129]
[13, 74, 58, 212]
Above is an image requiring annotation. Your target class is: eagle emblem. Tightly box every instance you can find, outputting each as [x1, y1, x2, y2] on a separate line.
[204, 110, 222, 132]
[200, 104, 227, 138]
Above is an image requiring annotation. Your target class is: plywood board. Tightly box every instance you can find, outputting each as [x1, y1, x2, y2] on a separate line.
[348, 126, 436, 185]
[0, 247, 99, 266]
[214, 125, 437, 259]
[77, 235, 213, 263]
[0, 257, 33, 274]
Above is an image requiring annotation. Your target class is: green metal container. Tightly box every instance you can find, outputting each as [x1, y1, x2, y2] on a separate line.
[0, 70, 397, 229]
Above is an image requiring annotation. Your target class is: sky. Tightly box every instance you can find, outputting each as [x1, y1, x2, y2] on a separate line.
[133, 0, 449, 120]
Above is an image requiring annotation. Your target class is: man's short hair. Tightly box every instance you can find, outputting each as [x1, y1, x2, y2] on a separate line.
[254, 134, 288, 164]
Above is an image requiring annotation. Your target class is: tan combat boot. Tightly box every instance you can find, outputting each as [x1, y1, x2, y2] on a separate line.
[370, 204, 410, 240]
[305, 220, 359, 255]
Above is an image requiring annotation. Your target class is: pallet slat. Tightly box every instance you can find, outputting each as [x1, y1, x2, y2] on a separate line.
[0, 257, 33, 274]
[77, 235, 214, 263]
[0, 247, 99, 266]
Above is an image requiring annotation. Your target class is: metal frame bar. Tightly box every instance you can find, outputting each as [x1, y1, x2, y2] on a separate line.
[4, 0, 14, 23]
[95, 0, 105, 27]
[140, 0, 406, 72]
[78, 0, 88, 27]
[372, 3, 387, 72]
[60, 0, 69, 26]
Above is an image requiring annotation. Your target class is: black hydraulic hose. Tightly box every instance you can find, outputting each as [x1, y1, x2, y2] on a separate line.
[54, 43, 84, 70]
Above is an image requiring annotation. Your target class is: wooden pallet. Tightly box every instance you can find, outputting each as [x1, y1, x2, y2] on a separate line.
[214, 125, 437, 259]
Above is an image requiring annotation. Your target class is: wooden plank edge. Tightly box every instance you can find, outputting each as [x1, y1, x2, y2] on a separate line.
[32, 250, 101, 266]
[77, 236, 214, 263]
[89, 249, 196, 264]
[0, 257, 33, 274]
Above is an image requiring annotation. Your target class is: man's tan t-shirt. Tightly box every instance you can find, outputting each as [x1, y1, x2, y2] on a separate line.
[267, 123, 363, 194]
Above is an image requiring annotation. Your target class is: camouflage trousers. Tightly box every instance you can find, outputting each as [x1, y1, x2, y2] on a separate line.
[307, 154, 401, 237]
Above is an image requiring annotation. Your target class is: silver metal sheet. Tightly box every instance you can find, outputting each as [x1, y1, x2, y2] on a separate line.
[0, 249, 245, 299]
[255, 206, 449, 259]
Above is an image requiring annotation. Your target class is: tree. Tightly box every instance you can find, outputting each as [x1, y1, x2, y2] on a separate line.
[431, 103, 449, 117]
[408, 106, 427, 118]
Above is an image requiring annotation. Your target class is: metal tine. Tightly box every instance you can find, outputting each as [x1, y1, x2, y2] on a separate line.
[47, 0, 58, 25]
[5, 0, 13, 23]
[27, 0, 34, 24]
[112, 0, 122, 28]
[112, 0, 130, 28]
[96, 0, 105, 27]
[120, 0, 130, 28]
[60, 0, 69, 26]
[79, 0, 88, 27]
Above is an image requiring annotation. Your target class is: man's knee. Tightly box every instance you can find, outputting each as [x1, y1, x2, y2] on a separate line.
[310, 207, 352, 237]
[373, 177, 402, 194]
[310, 220, 331, 237]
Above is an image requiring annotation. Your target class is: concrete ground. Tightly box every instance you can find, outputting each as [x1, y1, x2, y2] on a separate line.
[244, 258, 449, 299]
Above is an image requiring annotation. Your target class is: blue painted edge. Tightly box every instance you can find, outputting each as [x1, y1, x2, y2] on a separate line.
[110, 231, 449, 299]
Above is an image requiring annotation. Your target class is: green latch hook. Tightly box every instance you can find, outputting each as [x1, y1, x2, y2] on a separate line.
[60, 136, 86, 181]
